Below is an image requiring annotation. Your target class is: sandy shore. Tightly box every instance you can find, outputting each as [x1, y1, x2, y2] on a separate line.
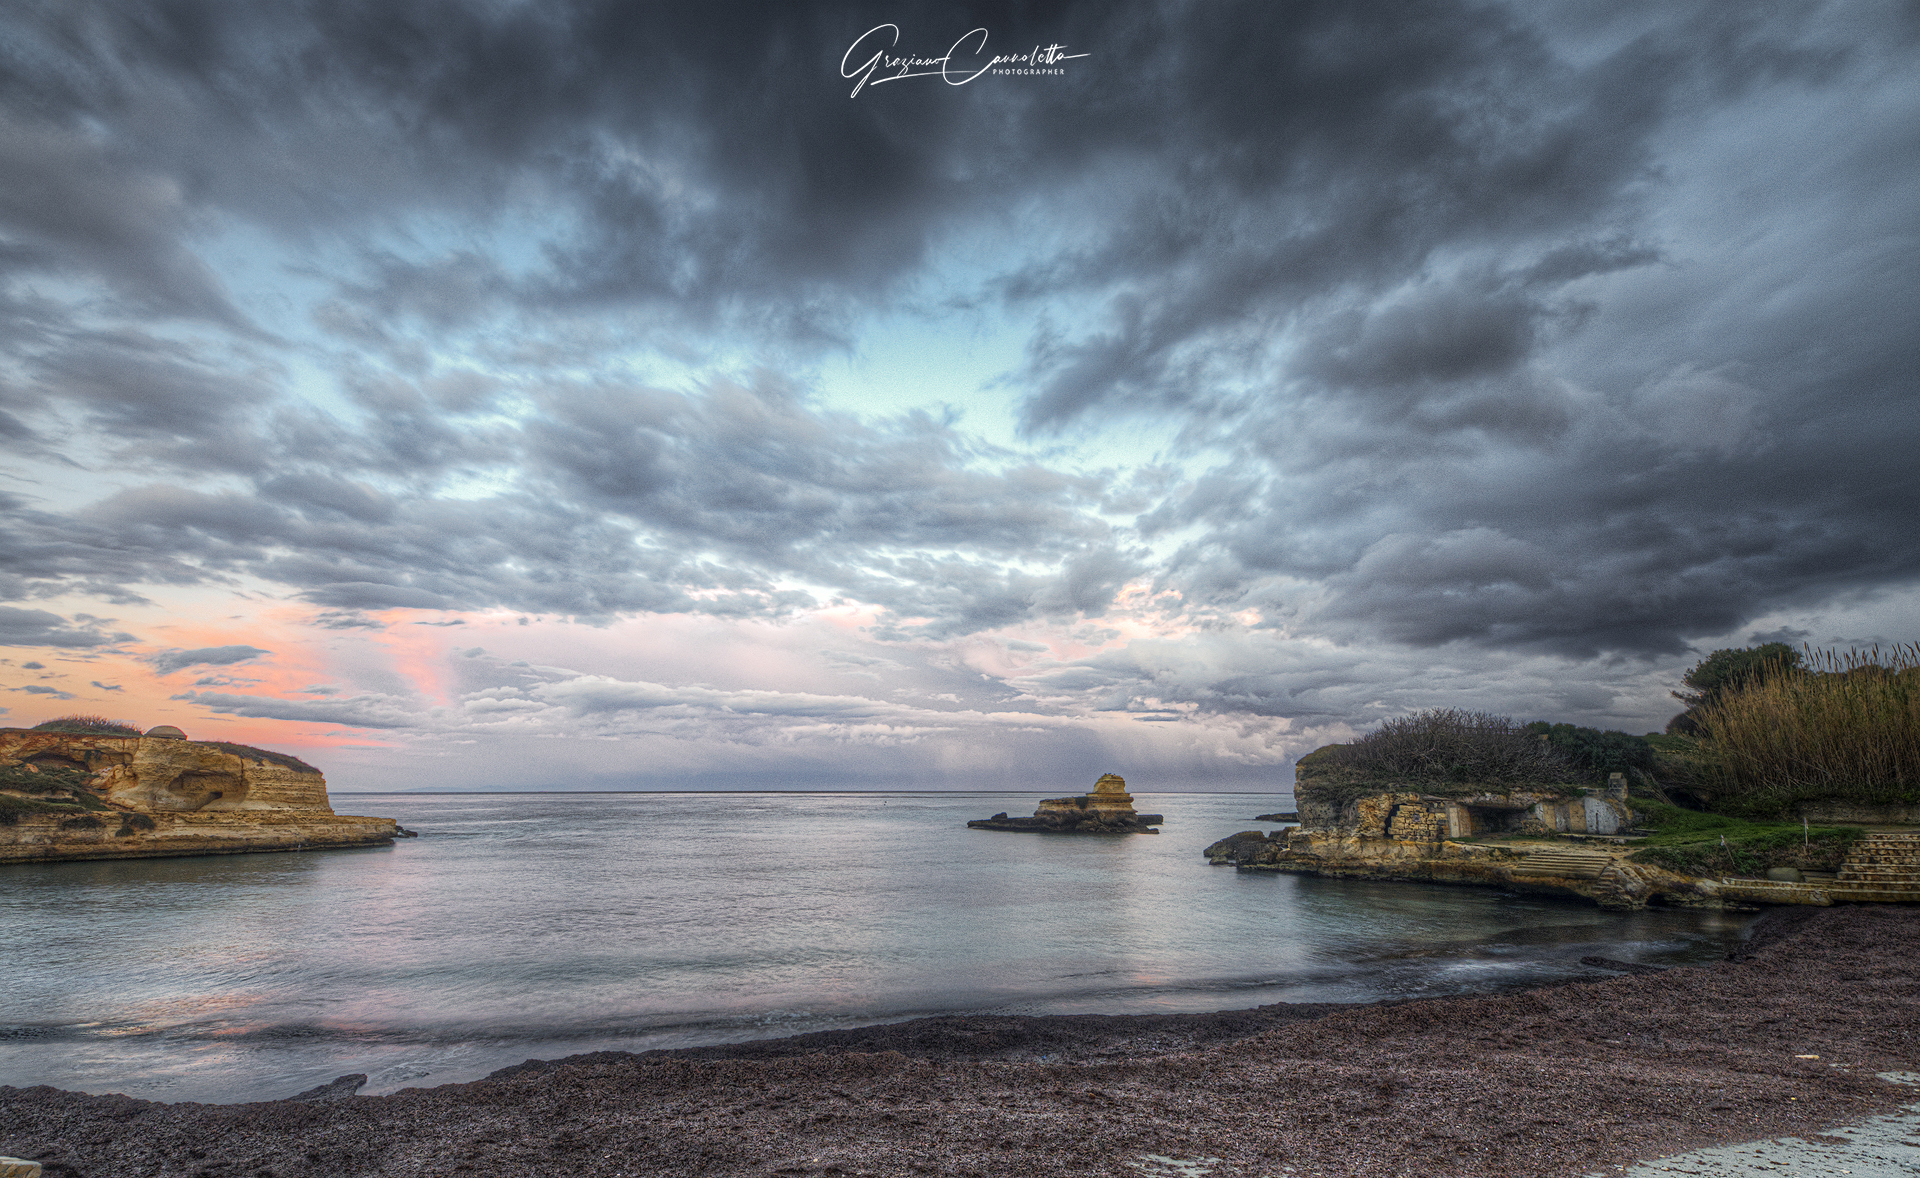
[3, 906, 1916, 1177]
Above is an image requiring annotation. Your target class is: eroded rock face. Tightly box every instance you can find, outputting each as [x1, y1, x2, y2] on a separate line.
[968, 773, 1163, 834]
[0, 730, 332, 812]
[1287, 747, 1633, 840]
[0, 729, 397, 864]
[1198, 744, 1671, 910]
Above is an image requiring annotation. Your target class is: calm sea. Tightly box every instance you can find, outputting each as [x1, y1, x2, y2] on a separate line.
[0, 791, 1751, 1104]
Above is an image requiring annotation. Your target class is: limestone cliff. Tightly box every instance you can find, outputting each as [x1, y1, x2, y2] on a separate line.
[0, 727, 398, 864]
[1286, 744, 1634, 837]
[968, 773, 1164, 834]
[1203, 745, 1676, 909]
[1206, 746, 1920, 910]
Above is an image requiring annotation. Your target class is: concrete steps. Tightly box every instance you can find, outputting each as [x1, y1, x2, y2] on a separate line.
[1510, 848, 1614, 880]
[1829, 832, 1920, 902]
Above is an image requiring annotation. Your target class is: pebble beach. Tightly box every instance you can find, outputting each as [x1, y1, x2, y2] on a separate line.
[3, 905, 1916, 1177]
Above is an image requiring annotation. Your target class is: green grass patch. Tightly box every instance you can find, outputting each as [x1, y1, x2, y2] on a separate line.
[0, 762, 92, 795]
[1643, 734, 1700, 755]
[0, 763, 110, 809]
[1627, 800, 1861, 878]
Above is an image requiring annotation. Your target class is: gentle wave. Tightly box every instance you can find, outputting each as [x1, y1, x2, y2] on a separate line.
[0, 791, 1753, 1102]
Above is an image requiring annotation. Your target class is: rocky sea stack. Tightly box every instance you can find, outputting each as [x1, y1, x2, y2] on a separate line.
[967, 773, 1163, 834]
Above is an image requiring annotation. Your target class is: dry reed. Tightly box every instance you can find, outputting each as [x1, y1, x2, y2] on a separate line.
[1698, 643, 1920, 813]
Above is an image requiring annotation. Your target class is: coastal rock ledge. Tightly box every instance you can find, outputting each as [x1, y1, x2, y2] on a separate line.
[1205, 746, 1920, 910]
[0, 727, 398, 864]
[968, 773, 1163, 834]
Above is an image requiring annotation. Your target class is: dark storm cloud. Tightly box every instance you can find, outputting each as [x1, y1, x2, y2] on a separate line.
[172, 690, 422, 729]
[15, 375, 1127, 631]
[31, 332, 279, 444]
[0, 112, 244, 324]
[1009, 2, 1878, 423]
[521, 374, 1132, 628]
[1005, 2, 1916, 657]
[146, 645, 272, 674]
[0, 0, 1914, 663]
[0, 607, 132, 648]
[0, 0, 1040, 335]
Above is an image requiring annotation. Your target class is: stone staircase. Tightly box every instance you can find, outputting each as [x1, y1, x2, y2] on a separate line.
[1829, 831, 1920, 902]
[1509, 847, 1613, 880]
[1507, 847, 1644, 908]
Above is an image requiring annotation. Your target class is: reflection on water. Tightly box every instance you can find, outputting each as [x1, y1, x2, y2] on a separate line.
[0, 791, 1752, 1103]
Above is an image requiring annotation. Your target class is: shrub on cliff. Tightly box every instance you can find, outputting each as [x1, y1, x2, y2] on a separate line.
[1523, 723, 1654, 783]
[0, 793, 83, 825]
[0, 762, 92, 795]
[1329, 709, 1574, 786]
[202, 742, 318, 774]
[30, 715, 143, 736]
[0, 764, 109, 811]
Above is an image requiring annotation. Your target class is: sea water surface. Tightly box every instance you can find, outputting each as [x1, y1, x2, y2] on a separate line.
[1, 791, 1752, 1104]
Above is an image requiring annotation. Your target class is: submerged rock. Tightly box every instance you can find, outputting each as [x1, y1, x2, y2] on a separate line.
[968, 773, 1163, 834]
[287, 1073, 368, 1102]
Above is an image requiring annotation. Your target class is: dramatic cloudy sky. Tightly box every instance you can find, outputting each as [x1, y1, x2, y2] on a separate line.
[1, 1, 1915, 792]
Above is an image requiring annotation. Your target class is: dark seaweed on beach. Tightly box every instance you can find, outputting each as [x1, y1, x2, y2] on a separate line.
[2, 906, 1916, 1178]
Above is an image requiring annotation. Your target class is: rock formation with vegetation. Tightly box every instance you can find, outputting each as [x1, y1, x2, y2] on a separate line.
[1206, 646, 1920, 908]
[0, 716, 398, 864]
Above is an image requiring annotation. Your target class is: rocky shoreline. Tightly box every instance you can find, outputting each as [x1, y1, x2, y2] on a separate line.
[3, 906, 1916, 1177]
[1207, 748, 1920, 909]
